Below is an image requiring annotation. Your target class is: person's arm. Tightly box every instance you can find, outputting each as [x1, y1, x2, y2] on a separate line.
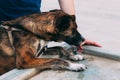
[58, 0, 75, 15]
[58, 0, 101, 49]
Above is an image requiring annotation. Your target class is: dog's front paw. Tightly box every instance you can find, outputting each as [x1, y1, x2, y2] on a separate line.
[69, 54, 84, 61]
[67, 62, 87, 71]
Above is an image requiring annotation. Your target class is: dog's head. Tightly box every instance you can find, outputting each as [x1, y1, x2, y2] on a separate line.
[51, 10, 85, 46]
[36, 10, 84, 46]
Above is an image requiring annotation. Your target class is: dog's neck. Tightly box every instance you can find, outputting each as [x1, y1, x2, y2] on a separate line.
[35, 40, 48, 57]
[0, 25, 21, 50]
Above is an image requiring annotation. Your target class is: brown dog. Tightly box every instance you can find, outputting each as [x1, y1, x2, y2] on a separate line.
[0, 10, 86, 75]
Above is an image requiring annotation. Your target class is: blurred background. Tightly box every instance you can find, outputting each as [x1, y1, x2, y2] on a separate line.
[41, 0, 120, 52]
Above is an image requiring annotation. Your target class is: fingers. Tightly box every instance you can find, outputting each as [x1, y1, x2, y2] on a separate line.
[86, 39, 102, 47]
[78, 39, 102, 53]
[80, 39, 102, 47]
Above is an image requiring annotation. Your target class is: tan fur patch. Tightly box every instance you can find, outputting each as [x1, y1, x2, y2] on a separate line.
[0, 42, 14, 56]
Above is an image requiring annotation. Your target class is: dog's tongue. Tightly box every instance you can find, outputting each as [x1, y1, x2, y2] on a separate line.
[77, 46, 83, 52]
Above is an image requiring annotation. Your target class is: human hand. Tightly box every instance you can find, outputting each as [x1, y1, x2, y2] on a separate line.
[78, 39, 102, 52]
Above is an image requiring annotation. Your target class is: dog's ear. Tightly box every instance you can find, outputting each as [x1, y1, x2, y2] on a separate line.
[49, 9, 60, 12]
[56, 15, 71, 32]
[71, 15, 76, 21]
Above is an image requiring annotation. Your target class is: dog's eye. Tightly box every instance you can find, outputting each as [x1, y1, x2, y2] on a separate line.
[64, 23, 70, 28]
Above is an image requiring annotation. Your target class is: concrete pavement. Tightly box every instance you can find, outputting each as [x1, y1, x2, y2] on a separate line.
[75, 0, 120, 52]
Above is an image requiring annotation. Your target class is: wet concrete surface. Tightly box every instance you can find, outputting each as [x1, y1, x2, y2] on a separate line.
[30, 54, 120, 80]
[0, 53, 119, 80]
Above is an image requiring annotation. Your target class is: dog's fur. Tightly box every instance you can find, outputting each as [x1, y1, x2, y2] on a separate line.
[0, 10, 85, 75]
